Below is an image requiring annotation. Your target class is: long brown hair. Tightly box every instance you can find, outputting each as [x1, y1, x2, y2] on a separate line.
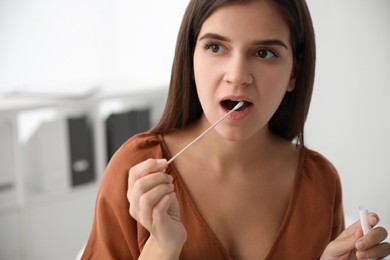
[151, 0, 316, 147]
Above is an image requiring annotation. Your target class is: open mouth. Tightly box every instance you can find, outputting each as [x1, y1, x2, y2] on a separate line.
[220, 99, 252, 112]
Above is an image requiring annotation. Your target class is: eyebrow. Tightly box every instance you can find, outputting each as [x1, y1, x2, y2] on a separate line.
[198, 33, 288, 49]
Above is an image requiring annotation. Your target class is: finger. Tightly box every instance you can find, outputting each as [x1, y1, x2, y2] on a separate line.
[367, 213, 380, 227]
[128, 158, 167, 190]
[153, 192, 176, 226]
[325, 231, 359, 256]
[128, 172, 172, 217]
[137, 183, 175, 229]
[128, 172, 172, 203]
[356, 226, 388, 250]
[357, 242, 390, 260]
[167, 192, 181, 222]
[338, 219, 363, 239]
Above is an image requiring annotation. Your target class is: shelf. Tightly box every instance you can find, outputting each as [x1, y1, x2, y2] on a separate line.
[24, 182, 99, 208]
[0, 185, 19, 212]
[0, 85, 167, 259]
[0, 84, 166, 113]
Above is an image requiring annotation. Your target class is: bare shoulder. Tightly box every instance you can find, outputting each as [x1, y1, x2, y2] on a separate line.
[162, 129, 186, 156]
[162, 123, 200, 157]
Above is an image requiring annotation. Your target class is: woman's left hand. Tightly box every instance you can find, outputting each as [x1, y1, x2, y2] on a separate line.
[320, 212, 390, 260]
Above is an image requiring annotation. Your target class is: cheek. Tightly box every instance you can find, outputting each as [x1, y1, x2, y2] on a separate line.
[259, 65, 293, 94]
[193, 52, 221, 100]
[194, 55, 212, 83]
[193, 62, 207, 102]
[193, 52, 211, 112]
[193, 47, 226, 83]
[193, 51, 206, 91]
[256, 67, 293, 115]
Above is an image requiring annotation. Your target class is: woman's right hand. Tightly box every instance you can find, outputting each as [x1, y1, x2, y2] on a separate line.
[127, 159, 187, 257]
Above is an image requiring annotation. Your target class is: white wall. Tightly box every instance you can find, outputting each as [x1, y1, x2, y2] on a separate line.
[305, 0, 390, 231]
[0, 0, 389, 241]
[0, 0, 188, 89]
[0, 0, 119, 88]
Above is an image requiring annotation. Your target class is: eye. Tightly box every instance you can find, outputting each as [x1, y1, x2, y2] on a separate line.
[256, 49, 277, 59]
[204, 42, 225, 54]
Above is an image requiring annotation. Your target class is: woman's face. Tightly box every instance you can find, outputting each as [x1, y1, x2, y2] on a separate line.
[193, 0, 295, 141]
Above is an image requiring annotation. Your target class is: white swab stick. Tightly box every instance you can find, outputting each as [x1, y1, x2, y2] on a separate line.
[359, 206, 371, 235]
[359, 206, 374, 260]
[167, 101, 244, 165]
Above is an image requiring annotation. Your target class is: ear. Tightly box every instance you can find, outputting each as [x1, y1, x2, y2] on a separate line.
[287, 74, 296, 92]
[287, 61, 299, 92]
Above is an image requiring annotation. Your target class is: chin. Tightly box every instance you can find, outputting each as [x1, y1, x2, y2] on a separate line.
[214, 122, 267, 143]
[215, 127, 252, 142]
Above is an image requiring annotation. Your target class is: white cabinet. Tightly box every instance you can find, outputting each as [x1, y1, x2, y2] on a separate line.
[0, 86, 166, 259]
[23, 186, 97, 260]
[0, 210, 22, 260]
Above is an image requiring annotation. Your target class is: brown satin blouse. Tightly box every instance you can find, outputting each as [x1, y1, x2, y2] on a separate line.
[82, 133, 344, 259]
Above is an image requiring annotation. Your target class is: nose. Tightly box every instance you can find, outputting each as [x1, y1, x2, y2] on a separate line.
[223, 55, 253, 86]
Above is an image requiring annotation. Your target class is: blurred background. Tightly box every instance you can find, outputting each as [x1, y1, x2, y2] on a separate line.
[0, 0, 389, 259]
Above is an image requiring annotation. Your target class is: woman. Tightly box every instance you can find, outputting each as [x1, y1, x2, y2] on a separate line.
[82, 0, 390, 259]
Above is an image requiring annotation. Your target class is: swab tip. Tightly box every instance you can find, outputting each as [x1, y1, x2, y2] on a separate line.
[232, 101, 244, 111]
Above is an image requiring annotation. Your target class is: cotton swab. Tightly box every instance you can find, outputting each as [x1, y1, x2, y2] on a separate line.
[359, 206, 374, 260]
[166, 101, 244, 165]
[359, 206, 371, 235]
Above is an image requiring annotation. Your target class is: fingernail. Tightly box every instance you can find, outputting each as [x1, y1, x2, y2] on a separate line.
[156, 159, 167, 167]
[356, 250, 367, 259]
[356, 240, 366, 250]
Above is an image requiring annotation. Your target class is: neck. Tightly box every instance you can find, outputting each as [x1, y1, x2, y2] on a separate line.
[188, 115, 282, 174]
